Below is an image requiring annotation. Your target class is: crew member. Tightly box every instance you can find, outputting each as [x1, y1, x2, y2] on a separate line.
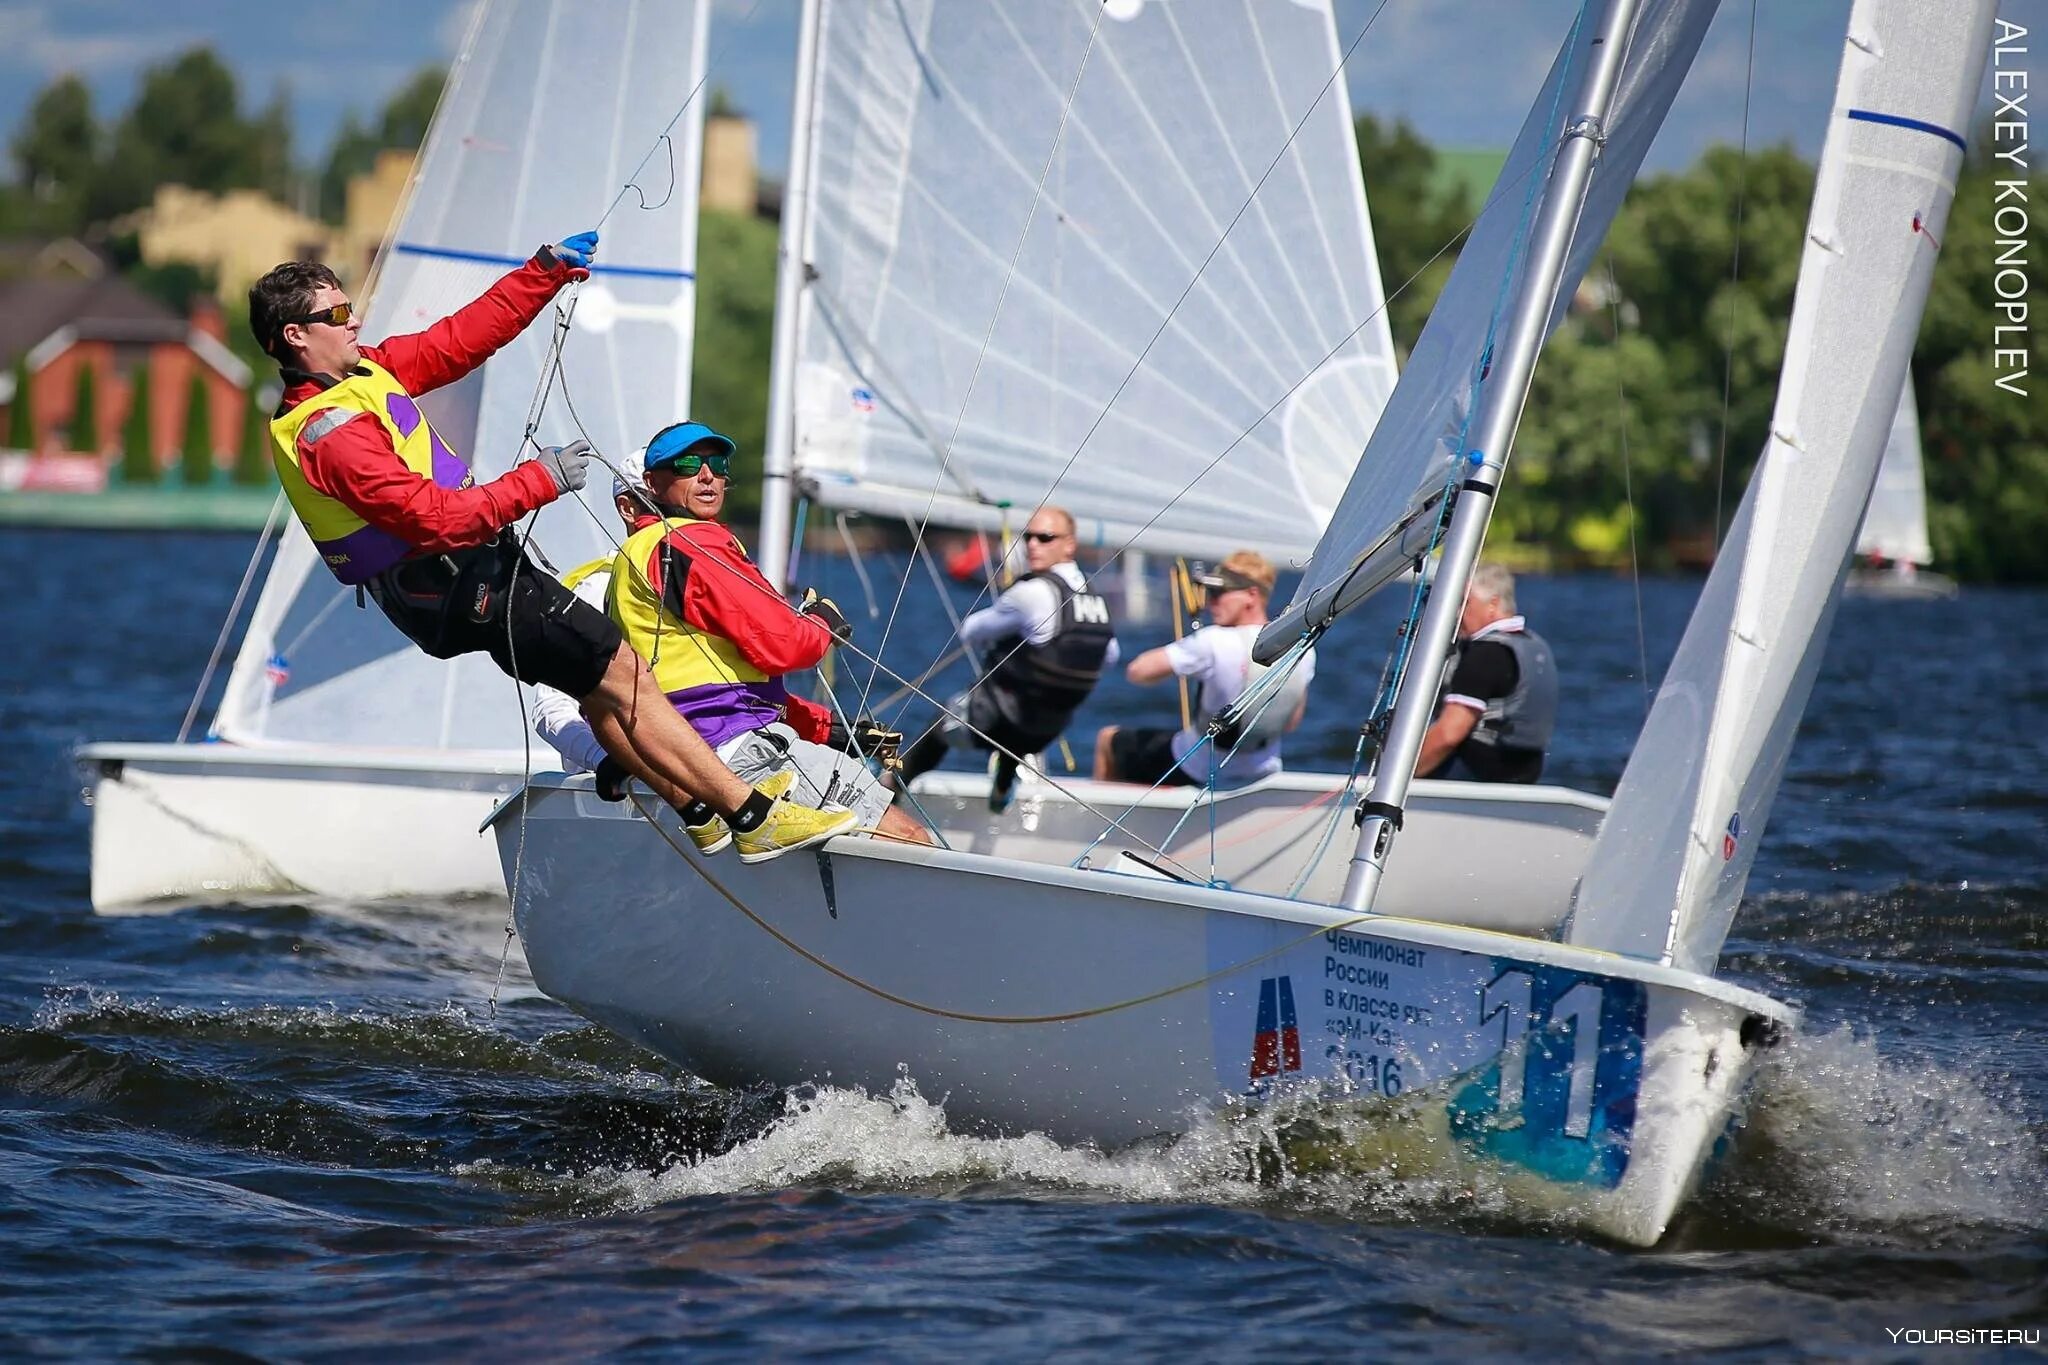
[892, 505, 1118, 811]
[1416, 562, 1556, 783]
[607, 422, 932, 850]
[250, 238, 855, 862]
[1096, 550, 1313, 789]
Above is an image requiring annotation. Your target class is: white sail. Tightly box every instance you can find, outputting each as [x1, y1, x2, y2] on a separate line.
[214, 0, 710, 752]
[787, 0, 1399, 564]
[1854, 373, 1933, 566]
[1258, 0, 1718, 655]
[1568, 0, 1994, 971]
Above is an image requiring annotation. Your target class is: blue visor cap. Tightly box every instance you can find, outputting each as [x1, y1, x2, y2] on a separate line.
[644, 421, 737, 472]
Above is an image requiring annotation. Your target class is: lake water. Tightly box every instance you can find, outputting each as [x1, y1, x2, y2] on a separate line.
[2, 528, 2042, 1358]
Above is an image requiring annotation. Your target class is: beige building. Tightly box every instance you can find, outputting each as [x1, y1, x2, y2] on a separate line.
[702, 113, 759, 216]
[338, 148, 416, 286]
[121, 185, 334, 299]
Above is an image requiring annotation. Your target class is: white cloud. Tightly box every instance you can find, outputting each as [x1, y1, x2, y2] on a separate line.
[0, 3, 197, 76]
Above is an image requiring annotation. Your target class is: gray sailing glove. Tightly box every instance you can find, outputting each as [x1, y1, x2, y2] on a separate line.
[537, 439, 593, 495]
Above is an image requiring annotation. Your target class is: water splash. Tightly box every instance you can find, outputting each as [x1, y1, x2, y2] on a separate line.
[1704, 1024, 2046, 1239]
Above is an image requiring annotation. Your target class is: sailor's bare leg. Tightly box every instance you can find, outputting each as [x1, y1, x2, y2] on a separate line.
[874, 803, 934, 845]
[1093, 725, 1120, 781]
[579, 644, 755, 815]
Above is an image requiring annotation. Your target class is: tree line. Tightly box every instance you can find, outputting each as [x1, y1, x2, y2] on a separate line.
[5, 51, 2040, 579]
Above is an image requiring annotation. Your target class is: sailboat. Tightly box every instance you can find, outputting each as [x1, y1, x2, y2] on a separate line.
[1846, 375, 1958, 598]
[78, 0, 713, 910]
[494, 0, 1991, 1245]
[758, 0, 1609, 919]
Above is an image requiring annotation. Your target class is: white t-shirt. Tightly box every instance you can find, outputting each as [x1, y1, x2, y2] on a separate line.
[1163, 623, 1315, 787]
[532, 569, 612, 774]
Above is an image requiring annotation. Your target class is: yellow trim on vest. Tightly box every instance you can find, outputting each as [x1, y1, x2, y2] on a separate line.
[608, 517, 769, 696]
[559, 555, 612, 591]
[268, 359, 466, 580]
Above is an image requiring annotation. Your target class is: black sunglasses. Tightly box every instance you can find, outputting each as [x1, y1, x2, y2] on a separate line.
[1023, 530, 1066, 545]
[289, 301, 354, 328]
[651, 451, 731, 479]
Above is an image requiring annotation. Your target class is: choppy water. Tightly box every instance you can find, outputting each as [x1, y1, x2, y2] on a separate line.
[3, 528, 2043, 1359]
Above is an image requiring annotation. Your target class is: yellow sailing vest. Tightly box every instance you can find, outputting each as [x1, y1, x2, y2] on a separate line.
[607, 517, 770, 697]
[268, 359, 473, 584]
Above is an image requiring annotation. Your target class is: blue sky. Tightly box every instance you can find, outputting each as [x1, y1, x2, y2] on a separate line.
[0, 1, 2021, 187]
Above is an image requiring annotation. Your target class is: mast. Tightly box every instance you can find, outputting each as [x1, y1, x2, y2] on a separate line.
[757, 0, 824, 593]
[1338, 0, 1640, 913]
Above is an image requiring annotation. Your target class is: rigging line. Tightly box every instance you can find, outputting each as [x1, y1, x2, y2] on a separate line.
[1605, 255, 1652, 716]
[852, 0, 1113, 726]
[1712, 0, 1760, 551]
[625, 789, 1379, 1024]
[595, 0, 769, 230]
[180, 492, 285, 742]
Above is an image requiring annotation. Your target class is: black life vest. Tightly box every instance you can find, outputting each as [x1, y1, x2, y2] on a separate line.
[981, 569, 1115, 741]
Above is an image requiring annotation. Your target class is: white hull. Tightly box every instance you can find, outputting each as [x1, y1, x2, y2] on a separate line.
[498, 776, 1792, 1246]
[1842, 566, 1959, 601]
[905, 770, 1605, 934]
[81, 740, 1601, 925]
[81, 742, 529, 911]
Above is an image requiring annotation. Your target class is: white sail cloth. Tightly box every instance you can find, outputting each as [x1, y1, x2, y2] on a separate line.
[214, 0, 709, 752]
[1258, 0, 1720, 659]
[789, 0, 1398, 564]
[1568, 0, 1995, 970]
[1855, 374, 1934, 566]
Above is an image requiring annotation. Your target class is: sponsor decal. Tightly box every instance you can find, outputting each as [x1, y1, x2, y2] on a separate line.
[1722, 811, 1742, 861]
[1249, 975, 1302, 1083]
[850, 385, 876, 414]
[264, 653, 291, 688]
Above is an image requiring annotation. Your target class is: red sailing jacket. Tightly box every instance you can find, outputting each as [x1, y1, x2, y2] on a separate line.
[626, 512, 837, 743]
[279, 257, 575, 556]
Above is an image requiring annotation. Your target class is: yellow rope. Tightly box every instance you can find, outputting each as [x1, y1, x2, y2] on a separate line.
[626, 791, 1378, 1026]
[1170, 558, 1194, 731]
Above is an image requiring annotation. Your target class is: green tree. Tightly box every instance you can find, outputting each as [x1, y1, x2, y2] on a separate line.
[88, 48, 268, 221]
[233, 390, 271, 484]
[120, 364, 154, 482]
[6, 357, 31, 449]
[70, 361, 101, 453]
[180, 372, 214, 485]
[1354, 114, 1476, 355]
[1911, 125, 2048, 581]
[319, 67, 445, 221]
[689, 210, 780, 525]
[10, 75, 97, 229]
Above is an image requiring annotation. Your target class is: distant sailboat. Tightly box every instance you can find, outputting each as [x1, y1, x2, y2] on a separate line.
[80, 0, 712, 909]
[1846, 374, 1958, 598]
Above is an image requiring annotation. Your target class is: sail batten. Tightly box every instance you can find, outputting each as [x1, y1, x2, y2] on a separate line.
[1568, 0, 1995, 971]
[215, 0, 710, 752]
[794, 0, 1399, 564]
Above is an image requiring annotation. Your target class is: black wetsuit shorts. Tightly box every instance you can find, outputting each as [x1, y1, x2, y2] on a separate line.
[365, 535, 622, 700]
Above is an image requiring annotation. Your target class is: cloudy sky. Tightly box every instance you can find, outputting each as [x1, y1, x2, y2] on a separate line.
[0, 1, 2026, 187]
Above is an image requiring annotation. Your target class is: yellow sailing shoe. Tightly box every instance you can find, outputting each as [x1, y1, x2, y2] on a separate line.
[734, 798, 860, 865]
[678, 774, 789, 857]
[683, 813, 732, 856]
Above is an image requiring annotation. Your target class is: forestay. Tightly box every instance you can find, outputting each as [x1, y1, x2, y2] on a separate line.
[214, 0, 709, 752]
[1257, 0, 1719, 659]
[1568, 0, 1994, 971]
[789, 0, 1398, 564]
[1854, 374, 1933, 567]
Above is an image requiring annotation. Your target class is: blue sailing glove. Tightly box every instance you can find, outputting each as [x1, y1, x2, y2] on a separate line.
[542, 229, 600, 275]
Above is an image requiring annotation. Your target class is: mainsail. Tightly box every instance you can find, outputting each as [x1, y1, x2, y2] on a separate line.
[1854, 373, 1934, 566]
[1568, 0, 1994, 971]
[213, 0, 710, 752]
[785, 0, 1399, 564]
[1257, 0, 1720, 659]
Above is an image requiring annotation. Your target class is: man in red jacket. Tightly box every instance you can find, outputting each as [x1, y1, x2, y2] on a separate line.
[248, 235, 856, 861]
[608, 421, 930, 847]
